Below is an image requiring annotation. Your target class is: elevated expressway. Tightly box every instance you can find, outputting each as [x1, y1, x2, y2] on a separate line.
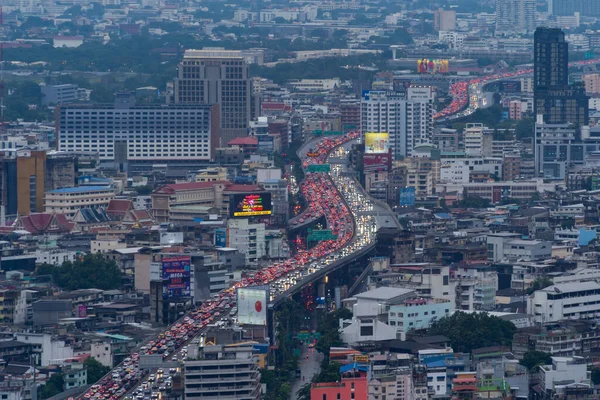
[77, 132, 395, 400]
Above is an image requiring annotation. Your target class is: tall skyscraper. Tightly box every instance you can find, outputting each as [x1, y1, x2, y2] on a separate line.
[172, 49, 254, 146]
[534, 28, 568, 91]
[495, 0, 536, 35]
[361, 88, 433, 160]
[533, 27, 589, 127]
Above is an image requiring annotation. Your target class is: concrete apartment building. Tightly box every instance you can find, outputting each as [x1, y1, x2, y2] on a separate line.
[487, 232, 552, 262]
[57, 96, 219, 165]
[171, 49, 254, 147]
[361, 88, 434, 159]
[45, 186, 115, 218]
[41, 84, 78, 105]
[528, 281, 600, 324]
[227, 218, 266, 266]
[184, 342, 261, 400]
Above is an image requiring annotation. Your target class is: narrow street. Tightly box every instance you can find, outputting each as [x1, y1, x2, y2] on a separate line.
[290, 344, 323, 400]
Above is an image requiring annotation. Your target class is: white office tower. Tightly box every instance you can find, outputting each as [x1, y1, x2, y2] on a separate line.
[361, 88, 433, 159]
[495, 0, 536, 35]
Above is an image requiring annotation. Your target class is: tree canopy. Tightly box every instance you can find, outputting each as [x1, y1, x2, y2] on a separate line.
[85, 357, 110, 384]
[515, 117, 535, 139]
[519, 351, 552, 371]
[36, 253, 123, 290]
[428, 312, 517, 353]
[457, 195, 491, 209]
[39, 373, 64, 399]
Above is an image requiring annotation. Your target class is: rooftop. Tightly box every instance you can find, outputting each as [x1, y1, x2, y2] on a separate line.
[542, 281, 600, 294]
[354, 287, 414, 302]
[48, 186, 113, 194]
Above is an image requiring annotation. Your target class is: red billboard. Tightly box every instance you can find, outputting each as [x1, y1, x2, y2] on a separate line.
[363, 150, 392, 172]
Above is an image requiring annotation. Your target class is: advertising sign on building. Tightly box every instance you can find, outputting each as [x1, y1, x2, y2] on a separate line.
[231, 193, 273, 217]
[364, 132, 390, 154]
[237, 287, 268, 326]
[160, 232, 184, 245]
[399, 187, 416, 206]
[215, 229, 227, 247]
[78, 305, 87, 318]
[363, 150, 392, 172]
[162, 256, 191, 299]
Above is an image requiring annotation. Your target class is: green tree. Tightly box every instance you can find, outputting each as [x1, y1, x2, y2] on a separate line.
[36, 253, 123, 290]
[135, 185, 154, 195]
[526, 277, 553, 295]
[519, 351, 552, 371]
[458, 196, 491, 209]
[296, 382, 311, 400]
[39, 373, 64, 399]
[592, 368, 600, 385]
[84, 356, 110, 384]
[428, 312, 517, 353]
[515, 117, 535, 139]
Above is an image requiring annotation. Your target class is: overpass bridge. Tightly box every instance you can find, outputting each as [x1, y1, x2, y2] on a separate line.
[271, 242, 376, 307]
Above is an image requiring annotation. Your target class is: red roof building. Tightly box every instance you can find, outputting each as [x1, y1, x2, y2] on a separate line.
[13, 213, 74, 235]
[227, 137, 258, 157]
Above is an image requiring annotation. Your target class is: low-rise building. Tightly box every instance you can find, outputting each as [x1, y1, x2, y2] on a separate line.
[45, 186, 115, 218]
[528, 281, 600, 324]
[184, 342, 261, 400]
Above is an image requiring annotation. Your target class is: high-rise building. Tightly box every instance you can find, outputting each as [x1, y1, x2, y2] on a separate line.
[172, 49, 254, 146]
[534, 28, 568, 91]
[57, 95, 219, 165]
[549, 0, 600, 17]
[433, 8, 456, 31]
[361, 89, 433, 159]
[534, 27, 589, 126]
[534, 116, 584, 179]
[584, 74, 600, 94]
[495, 0, 536, 35]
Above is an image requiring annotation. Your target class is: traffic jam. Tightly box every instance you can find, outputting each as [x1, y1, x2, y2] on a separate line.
[78, 130, 374, 400]
[434, 58, 600, 121]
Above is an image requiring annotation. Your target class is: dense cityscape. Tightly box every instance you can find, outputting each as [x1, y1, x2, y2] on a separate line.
[1, 0, 600, 399]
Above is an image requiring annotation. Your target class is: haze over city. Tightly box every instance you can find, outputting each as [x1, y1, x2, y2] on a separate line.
[0, 0, 598, 399]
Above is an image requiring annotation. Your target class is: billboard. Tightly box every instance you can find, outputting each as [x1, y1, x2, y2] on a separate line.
[160, 232, 184, 245]
[77, 305, 87, 318]
[399, 187, 416, 206]
[417, 59, 449, 74]
[363, 151, 392, 172]
[364, 132, 390, 154]
[162, 256, 191, 299]
[237, 287, 268, 326]
[231, 192, 273, 217]
[215, 228, 227, 247]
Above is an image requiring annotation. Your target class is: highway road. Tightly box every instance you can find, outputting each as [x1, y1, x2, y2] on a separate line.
[77, 132, 380, 400]
[436, 58, 600, 122]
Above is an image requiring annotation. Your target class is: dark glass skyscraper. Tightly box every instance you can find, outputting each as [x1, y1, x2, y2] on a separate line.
[534, 27, 588, 127]
[534, 28, 568, 91]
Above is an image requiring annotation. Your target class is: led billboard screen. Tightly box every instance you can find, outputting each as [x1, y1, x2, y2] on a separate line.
[231, 193, 273, 217]
[237, 287, 268, 326]
[364, 132, 390, 154]
[162, 256, 191, 299]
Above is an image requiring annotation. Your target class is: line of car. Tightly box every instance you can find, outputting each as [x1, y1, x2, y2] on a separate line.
[434, 58, 600, 121]
[77, 131, 370, 400]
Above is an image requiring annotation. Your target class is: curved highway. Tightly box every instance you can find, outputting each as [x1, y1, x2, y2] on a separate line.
[77, 131, 381, 400]
[435, 58, 600, 122]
